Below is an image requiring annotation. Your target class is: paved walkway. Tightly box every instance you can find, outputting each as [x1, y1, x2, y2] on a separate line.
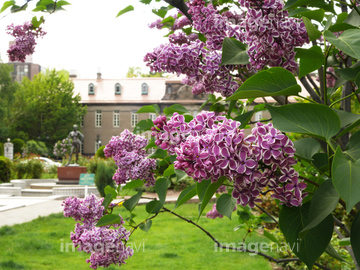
[0, 191, 198, 227]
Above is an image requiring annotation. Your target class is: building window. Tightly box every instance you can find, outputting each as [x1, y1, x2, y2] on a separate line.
[88, 83, 95, 95]
[149, 113, 157, 121]
[115, 83, 121, 95]
[95, 141, 101, 153]
[166, 85, 172, 94]
[141, 83, 148, 95]
[131, 111, 138, 127]
[113, 110, 120, 127]
[95, 110, 102, 127]
[79, 115, 84, 127]
[255, 111, 263, 122]
[80, 141, 84, 155]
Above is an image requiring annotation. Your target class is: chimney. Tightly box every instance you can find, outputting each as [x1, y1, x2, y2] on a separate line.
[97, 67, 102, 81]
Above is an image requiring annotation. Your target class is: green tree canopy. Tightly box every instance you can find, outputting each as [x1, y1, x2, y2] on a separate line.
[0, 63, 20, 141]
[11, 69, 86, 147]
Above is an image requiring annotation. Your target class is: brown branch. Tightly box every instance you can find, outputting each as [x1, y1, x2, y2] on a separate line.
[161, 207, 330, 269]
[333, 216, 351, 237]
[298, 176, 320, 187]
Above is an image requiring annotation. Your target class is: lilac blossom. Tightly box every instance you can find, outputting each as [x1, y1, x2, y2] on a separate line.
[152, 111, 307, 208]
[239, 0, 308, 72]
[6, 22, 46, 62]
[62, 194, 133, 269]
[104, 129, 156, 187]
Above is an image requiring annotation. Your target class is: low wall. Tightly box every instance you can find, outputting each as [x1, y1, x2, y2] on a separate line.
[0, 187, 22, 196]
[53, 187, 100, 198]
[11, 179, 57, 189]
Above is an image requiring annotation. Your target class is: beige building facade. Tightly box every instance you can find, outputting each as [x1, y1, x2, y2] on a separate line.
[72, 73, 206, 156]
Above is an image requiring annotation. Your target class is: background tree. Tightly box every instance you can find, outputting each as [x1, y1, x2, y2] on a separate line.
[0, 63, 20, 141]
[11, 69, 86, 149]
[126, 66, 164, 78]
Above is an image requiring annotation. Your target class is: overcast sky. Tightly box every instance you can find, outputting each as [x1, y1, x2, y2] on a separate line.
[0, 0, 170, 79]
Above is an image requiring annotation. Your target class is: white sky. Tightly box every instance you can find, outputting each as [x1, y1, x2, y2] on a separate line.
[0, 0, 170, 79]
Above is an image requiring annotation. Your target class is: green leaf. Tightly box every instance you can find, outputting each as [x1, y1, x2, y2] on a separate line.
[265, 103, 341, 141]
[56, 0, 71, 7]
[234, 110, 256, 129]
[198, 177, 226, 220]
[155, 178, 170, 204]
[122, 179, 143, 190]
[312, 153, 330, 173]
[302, 16, 322, 41]
[116, 5, 134, 17]
[175, 169, 187, 182]
[356, 72, 360, 88]
[325, 244, 347, 262]
[289, 8, 324, 22]
[332, 147, 360, 213]
[216, 193, 236, 219]
[344, 9, 360, 27]
[220, 37, 249, 65]
[328, 23, 357, 32]
[196, 180, 211, 202]
[148, 148, 167, 159]
[324, 29, 360, 60]
[293, 138, 322, 161]
[163, 164, 175, 177]
[335, 119, 360, 139]
[284, 0, 318, 9]
[279, 202, 334, 270]
[139, 219, 152, 232]
[133, 119, 154, 134]
[102, 193, 113, 211]
[339, 237, 351, 246]
[163, 104, 190, 115]
[333, 109, 360, 128]
[336, 66, 360, 81]
[123, 190, 142, 212]
[345, 130, 360, 160]
[137, 104, 160, 114]
[0, 0, 15, 13]
[96, 214, 121, 227]
[104, 185, 117, 199]
[146, 200, 162, 213]
[173, 184, 197, 210]
[226, 67, 301, 100]
[152, 8, 167, 18]
[32, 5, 46, 11]
[351, 211, 360, 265]
[300, 179, 339, 236]
[295, 46, 324, 78]
[263, 229, 280, 244]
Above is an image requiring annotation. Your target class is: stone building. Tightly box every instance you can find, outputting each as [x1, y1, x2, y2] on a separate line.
[71, 73, 207, 156]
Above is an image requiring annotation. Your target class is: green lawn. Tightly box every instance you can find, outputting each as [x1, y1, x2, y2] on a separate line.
[0, 203, 273, 270]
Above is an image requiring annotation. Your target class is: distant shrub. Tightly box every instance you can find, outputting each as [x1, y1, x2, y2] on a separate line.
[95, 146, 105, 158]
[94, 159, 116, 197]
[12, 139, 25, 155]
[12, 156, 44, 179]
[0, 142, 3, 156]
[0, 156, 12, 183]
[25, 140, 48, 156]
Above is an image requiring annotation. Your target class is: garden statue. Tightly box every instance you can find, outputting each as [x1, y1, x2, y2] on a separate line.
[65, 124, 84, 166]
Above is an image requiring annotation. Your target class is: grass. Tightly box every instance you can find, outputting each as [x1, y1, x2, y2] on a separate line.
[0, 203, 274, 270]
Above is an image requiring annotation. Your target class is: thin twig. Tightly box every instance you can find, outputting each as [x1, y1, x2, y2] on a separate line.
[255, 203, 278, 224]
[333, 216, 351, 236]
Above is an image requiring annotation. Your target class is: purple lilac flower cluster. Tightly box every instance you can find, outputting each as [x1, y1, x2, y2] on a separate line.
[152, 111, 307, 208]
[145, 0, 241, 97]
[239, 0, 309, 72]
[62, 194, 133, 269]
[6, 22, 46, 62]
[53, 138, 71, 158]
[104, 129, 156, 187]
